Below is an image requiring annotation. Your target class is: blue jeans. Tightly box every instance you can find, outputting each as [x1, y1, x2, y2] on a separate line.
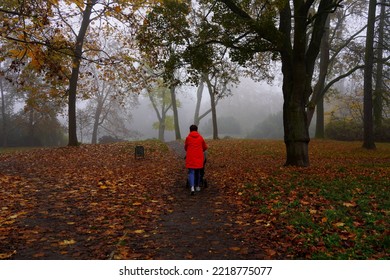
[188, 169, 201, 187]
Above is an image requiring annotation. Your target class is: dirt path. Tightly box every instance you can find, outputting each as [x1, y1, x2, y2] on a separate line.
[1, 142, 264, 260]
[145, 141, 255, 259]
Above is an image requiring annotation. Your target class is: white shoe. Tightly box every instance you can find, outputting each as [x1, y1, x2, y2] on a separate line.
[196, 186, 201, 192]
[190, 186, 195, 195]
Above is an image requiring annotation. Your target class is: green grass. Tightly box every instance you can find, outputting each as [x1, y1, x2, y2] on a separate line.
[0, 147, 38, 154]
[242, 176, 389, 259]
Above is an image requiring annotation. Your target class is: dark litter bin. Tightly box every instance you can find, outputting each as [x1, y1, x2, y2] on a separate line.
[135, 145, 145, 159]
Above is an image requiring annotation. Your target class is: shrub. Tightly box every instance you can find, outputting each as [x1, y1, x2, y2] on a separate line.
[325, 119, 363, 141]
[98, 135, 125, 144]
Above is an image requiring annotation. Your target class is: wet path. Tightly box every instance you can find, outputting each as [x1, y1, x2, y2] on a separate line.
[146, 141, 250, 259]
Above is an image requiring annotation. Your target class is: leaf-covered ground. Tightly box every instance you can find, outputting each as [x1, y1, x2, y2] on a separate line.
[0, 139, 389, 259]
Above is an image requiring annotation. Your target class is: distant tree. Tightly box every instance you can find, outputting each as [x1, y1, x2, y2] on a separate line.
[373, 1, 389, 132]
[203, 115, 242, 137]
[306, 1, 367, 137]
[78, 61, 139, 144]
[136, 0, 193, 140]
[363, 0, 377, 149]
[248, 112, 284, 140]
[145, 78, 175, 141]
[0, 78, 10, 147]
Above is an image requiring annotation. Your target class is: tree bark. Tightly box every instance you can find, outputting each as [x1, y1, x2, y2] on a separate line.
[282, 67, 310, 166]
[91, 98, 103, 144]
[373, 1, 385, 131]
[194, 79, 204, 126]
[170, 86, 181, 140]
[363, 0, 377, 149]
[203, 73, 218, 139]
[308, 17, 330, 137]
[315, 97, 325, 138]
[0, 77, 7, 147]
[67, 0, 96, 146]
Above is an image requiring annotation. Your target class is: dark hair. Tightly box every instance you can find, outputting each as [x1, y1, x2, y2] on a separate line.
[190, 124, 198, 132]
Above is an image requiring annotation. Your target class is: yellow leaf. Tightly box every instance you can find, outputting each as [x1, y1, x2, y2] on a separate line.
[343, 202, 356, 207]
[8, 49, 24, 59]
[59, 239, 76, 246]
[333, 222, 345, 227]
[309, 209, 317, 214]
[100, 185, 108, 189]
[132, 202, 142, 206]
[133, 229, 145, 234]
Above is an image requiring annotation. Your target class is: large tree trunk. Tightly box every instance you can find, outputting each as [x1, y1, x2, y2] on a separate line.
[170, 86, 181, 140]
[282, 62, 310, 167]
[68, 0, 96, 146]
[279, 0, 330, 166]
[363, 0, 376, 149]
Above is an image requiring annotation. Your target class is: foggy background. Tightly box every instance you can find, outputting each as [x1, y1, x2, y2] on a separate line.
[130, 77, 284, 141]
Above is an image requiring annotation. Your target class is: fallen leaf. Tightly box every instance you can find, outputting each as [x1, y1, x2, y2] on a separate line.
[229, 247, 241, 251]
[343, 202, 356, 207]
[333, 222, 345, 227]
[33, 252, 45, 258]
[59, 239, 77, 246]
[265, 249, 277, 257]
[0, 250, 16, 259]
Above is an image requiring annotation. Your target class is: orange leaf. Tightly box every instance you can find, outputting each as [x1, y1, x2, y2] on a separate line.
[229, 247, 241, 251]
[343, 202, 356, 207]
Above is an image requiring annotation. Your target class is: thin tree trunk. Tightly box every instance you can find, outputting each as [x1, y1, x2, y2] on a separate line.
[91, 99, 103, 144]
[28, 109, 35, 146]
[315, 97, 325, 138]
[308, 17, 330, 136]
[373, 2, 385, 131]
[203, 73, 218, 139]
[170, 86, 181, 140]
[363, 0, 376, 149]
[0, 77, 7, 147]
[194, 79, 204, 126]
[68, 0, 96, 146]
[159, 93, 167, 141]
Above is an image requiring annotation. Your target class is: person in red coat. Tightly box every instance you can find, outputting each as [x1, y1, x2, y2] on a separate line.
[185, 124, 208, 195]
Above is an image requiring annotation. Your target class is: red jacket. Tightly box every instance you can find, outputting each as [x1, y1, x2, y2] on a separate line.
[184, 131, 208, 169]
